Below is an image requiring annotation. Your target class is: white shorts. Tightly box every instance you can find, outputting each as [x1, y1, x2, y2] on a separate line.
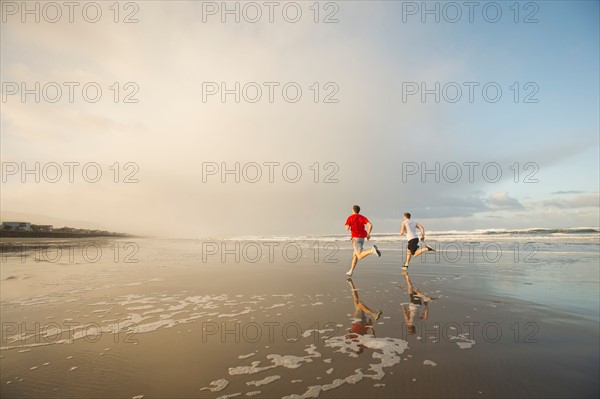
[352, 237, 365, 254]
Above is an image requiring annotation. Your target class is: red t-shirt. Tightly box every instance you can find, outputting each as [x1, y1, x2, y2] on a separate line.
[346, 214, 370, 238]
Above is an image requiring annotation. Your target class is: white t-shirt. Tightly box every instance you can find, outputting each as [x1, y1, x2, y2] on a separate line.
[403, 219, 419, 240]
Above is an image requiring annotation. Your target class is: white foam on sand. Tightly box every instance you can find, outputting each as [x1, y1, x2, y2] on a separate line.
[218, 308, 253, 318]
[264, 303, 286, 309]
[449, 333, 476, 349]
[423, 360, 437, 366]
[127, 305, 154, 311]
[216, 393, 242, 399]
[238, 352, 257, 359]
[134, 319, 178, 333]
[301, 329, 334, 338]
[283, 385, 322, 399]
[456, 340, 475, 349]
[267, 354, 314, 369]
[282, 369, 364, 399]
[229, 344, 321, 376]
[245, 391, 261, 396]
[2, 293, 253, 351]
[246, 375, 281, 386]
[200, 378, 229, 392]
[325, 335, 408, 367]
[279, 335, 409, 399]
[229, 361, 274, 376]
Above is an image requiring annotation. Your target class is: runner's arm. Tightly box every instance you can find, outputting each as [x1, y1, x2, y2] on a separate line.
[366, 222, 373, 240]
[416, 223, 425, 240]
[416, 289, 434, 302]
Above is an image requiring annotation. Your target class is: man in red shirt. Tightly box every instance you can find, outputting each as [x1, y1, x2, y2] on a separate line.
[344, 205, 381, 276]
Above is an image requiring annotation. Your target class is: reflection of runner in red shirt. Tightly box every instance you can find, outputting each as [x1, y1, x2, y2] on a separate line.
[345, 277, 382, 354]
[344, 205, 381, 276]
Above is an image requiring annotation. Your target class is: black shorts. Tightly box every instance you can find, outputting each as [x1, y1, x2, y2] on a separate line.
[407, 238, 419, 255]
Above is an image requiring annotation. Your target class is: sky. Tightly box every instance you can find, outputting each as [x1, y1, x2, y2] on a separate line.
[1, 0, 599, 238]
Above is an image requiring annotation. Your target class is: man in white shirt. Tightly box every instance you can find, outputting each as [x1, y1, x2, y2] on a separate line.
[399, 212, 435, 269]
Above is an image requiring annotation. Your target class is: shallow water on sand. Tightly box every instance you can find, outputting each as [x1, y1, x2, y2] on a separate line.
[1, 238, 598, 398]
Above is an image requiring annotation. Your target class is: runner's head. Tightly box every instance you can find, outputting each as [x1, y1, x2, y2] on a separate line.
[353, 205, 360, 214]
[404, 212, 411, 219]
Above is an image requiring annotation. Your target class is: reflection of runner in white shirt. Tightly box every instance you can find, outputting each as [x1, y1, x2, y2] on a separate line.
[399, 212, 435, 269]
[401, 270, 435, 335]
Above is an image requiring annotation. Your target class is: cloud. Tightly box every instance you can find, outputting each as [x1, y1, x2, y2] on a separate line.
[540, 193, 600, 209]
[405, 192, 523, 220]
[485, 192, 524, 210]
[550, 190, 586, 195]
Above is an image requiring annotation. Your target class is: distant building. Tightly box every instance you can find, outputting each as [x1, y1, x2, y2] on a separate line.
[1, 222, 32, 231]
[56, 227, 76, 233]
[32, 224, 53, 232]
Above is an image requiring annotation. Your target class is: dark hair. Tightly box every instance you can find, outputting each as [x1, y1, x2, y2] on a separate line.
[353, 205, 360, 213]
[404, 212, 411, 219]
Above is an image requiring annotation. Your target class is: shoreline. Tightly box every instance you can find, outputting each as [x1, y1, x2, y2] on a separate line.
[0, 231, 133, 240]
[0, 236, 139, 254]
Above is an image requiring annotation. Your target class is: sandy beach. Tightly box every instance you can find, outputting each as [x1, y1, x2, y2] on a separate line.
[1, 237, 598, 398]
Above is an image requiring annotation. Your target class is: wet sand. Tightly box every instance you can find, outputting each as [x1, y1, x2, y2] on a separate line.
[1, 238, 598, 398]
